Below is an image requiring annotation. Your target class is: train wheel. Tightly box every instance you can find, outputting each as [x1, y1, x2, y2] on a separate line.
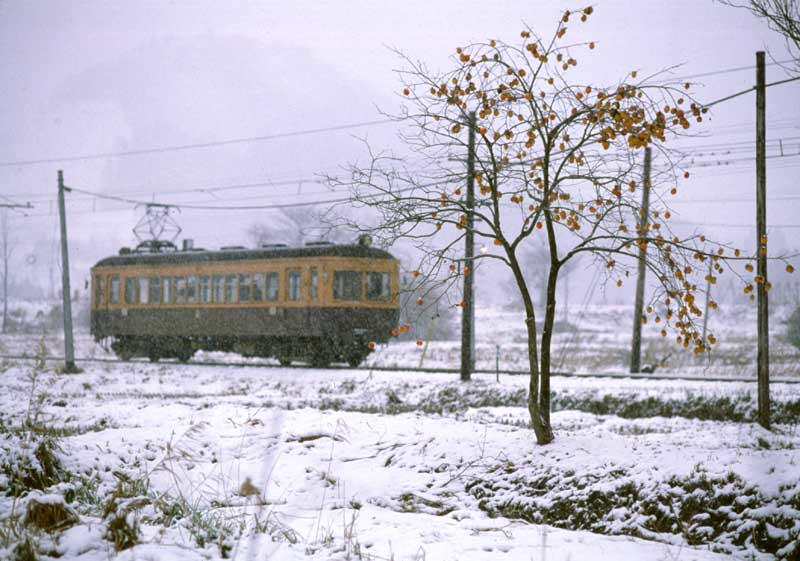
[174, 338, 194, 363]
[346, 354, 363, 368]
[148, 351, 160, 363]
[310, 353, 331, 368]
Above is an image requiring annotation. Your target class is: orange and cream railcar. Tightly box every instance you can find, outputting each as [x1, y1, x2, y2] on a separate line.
[90, 243, 400, 366]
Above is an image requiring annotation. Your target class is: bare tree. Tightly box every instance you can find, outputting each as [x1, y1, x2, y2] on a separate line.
[721, 0, 800, 65]
[1, 209, 14, 334]
[331, 9, 792, 444]
[247, 207, 354, 248]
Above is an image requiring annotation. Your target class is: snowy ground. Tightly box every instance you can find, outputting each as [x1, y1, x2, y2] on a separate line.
[1, 357, 799, 560]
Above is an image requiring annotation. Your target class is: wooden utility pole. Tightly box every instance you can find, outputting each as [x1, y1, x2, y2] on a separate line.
[460, 111, 476, 382]
[630, 147, 652, 373]
[57, 170, 78, 373]
[756, 51, 770, 428]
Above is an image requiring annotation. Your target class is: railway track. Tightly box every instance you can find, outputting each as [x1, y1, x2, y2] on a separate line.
[2, 353, 799, 384]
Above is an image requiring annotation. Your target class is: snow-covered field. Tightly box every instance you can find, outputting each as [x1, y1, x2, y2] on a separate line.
[1, 357, 799, 560]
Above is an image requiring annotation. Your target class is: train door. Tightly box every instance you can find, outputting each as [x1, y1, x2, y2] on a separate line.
[92, 272, 110, 336]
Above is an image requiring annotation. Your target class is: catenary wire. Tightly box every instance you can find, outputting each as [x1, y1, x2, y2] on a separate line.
[0, 118, 396, 168]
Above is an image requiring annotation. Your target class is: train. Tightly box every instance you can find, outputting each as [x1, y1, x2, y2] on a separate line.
[89, 239, 400, 367]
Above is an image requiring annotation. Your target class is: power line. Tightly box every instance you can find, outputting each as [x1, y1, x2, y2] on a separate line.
[703, 75, 800, 108]
[673, 59, 795, 81]
[2, 158, 436, 201]
[0, 118, 395, 168]
[672, 220, 800, 229]
[673, 135, 800, 154]
[688, 151, 800, 168]
[666, 194, 800, 204]
[9, 138, 800, 208]
[65, 179, 443, 211]
[15, 146, 800, 213]
[15, 131, 789, 203]
[699, 116, 800, 134]
[66, 186, 353, 211]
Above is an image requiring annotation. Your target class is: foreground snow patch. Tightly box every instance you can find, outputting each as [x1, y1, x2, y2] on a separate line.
[0, 360, 797, 560]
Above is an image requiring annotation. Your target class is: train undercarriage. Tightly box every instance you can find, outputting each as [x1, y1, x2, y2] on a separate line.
[108, 334, 372, 367]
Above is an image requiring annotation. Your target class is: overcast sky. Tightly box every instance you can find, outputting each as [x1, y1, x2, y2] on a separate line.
[1, 0, 798, 298]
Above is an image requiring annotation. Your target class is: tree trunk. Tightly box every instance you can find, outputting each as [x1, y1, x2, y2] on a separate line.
[508, 251, 554, 445]
[526, 316, 554, 444]
[539, 262, 560, 429]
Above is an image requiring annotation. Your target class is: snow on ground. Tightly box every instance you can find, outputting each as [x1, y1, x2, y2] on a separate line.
[1, 358, 798, 560]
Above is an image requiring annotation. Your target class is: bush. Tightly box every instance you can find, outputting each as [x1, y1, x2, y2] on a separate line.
[468, 464, 800, 559]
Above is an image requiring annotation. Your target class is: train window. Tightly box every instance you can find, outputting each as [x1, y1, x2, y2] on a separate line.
[366, 272, 391, 301]
[253, 273, 265, 301]
[238, 274, 251, 302]
[333, 271, 362, 301]
[175, 276, 186, 304]
[138, 277, 150, 304]
[161, 276, 171, 304]
[125, 278, 136, 305]
[266, 272, 279, 301]
[212, 275, 224, 303]
[310, 268, 318, 301]
[225, 274, 238, 303]
[287, 270, 301, 301]
[187, 275, 197, 304]
[199, 276, 211, 303]
[149, 276, 160, 304]
[94, 276, 105, 308]
[110, 276, 120, 304]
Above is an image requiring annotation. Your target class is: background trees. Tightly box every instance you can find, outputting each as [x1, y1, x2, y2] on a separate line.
[1, 209, 14, 334]
[722, 0, 800, 65]
[246, 207, 353, 248]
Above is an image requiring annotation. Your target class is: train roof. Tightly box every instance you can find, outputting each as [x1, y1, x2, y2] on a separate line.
[93, 243, 396, 268]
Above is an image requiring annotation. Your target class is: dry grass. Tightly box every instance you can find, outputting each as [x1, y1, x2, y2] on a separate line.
[24, 497, 79, 532]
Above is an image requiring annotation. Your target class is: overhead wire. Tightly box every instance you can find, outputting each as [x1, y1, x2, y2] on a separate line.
[0, 118, 396, 168]
[702, 75, 800, 108]
[670, 220, 800, 229]
[670, 58, 795, 81]
[7, 131, 800, 203]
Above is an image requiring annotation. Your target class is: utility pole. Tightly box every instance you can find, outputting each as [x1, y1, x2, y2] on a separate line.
[756, 51, 770, 429]
[630, 147, 652, 373]
[57, 170, 78, 373]
[460, 111, 476, 382]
